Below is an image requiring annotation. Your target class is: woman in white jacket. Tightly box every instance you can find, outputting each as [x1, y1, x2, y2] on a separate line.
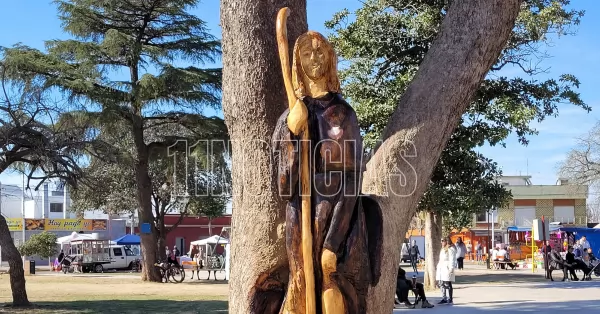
[436, 238, 456, 304]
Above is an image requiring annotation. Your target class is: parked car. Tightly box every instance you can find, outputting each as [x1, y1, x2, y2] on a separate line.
[104, 245, 141, 271]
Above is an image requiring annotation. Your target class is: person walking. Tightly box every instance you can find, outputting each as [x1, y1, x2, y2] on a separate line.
[409, 240, 420, 274]
[476, 242, 483, 263]
[455, 237, 467, 270]
[466, 241, 473, 261]
[436, 237, 457, 305]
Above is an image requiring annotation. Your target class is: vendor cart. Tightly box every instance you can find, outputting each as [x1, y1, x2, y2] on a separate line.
[64, 239, 112, 273]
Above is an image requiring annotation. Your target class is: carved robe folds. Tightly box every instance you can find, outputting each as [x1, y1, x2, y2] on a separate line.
[272, 93, 383, 314]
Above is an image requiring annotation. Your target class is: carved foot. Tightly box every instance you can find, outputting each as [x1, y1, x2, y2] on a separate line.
[321, 249, 345, 314]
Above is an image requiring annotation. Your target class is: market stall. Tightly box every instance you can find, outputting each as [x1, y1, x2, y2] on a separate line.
[183, 235, 229, 280]
[558, 227, 600, 254]
[190, 235, 228, 269]
[506, 225, 562, 265]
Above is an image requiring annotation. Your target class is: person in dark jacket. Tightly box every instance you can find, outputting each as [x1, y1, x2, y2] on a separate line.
[395, 266, 434, 309]
[57, 250, 65, 264]
[565, 246, 579, 281]
[409, 240, 420, 274]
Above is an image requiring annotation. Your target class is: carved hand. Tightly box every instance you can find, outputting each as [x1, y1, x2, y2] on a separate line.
[287, 98, 308, 135]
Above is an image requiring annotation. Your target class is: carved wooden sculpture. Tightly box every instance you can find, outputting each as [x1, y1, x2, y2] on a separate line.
[249, 8, 383, 314]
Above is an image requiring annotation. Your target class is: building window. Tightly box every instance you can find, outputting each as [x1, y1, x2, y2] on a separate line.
[113, 248, 123, 256]
[514, 206, 536, 226]
[50, 203, 63, 213]
[553, 206, 575, 224]
[476, 209, 498, 223]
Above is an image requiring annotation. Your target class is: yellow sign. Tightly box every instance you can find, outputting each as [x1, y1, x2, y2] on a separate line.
[44, 219, 91, 231]
[5, 219, 108, 231]
[6, 218, 22, 231]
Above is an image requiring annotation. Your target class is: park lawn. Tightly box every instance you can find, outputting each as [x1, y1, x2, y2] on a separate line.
[0, 274, 229, 313]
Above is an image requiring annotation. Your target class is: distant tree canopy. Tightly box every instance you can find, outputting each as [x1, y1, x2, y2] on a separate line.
[1, 0, 223, 282]
[559, 121, 600, 210]
[70, 117, 230, 242]
[327, 0, 588, 230]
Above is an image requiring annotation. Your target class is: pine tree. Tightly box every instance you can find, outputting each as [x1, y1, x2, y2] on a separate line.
[2, 0, 221, 281]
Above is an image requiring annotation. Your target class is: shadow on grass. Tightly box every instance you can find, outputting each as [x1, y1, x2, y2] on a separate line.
[393, 299, 600, 313]
[455, 271, 547, 286]
[0, 300, 228, 314]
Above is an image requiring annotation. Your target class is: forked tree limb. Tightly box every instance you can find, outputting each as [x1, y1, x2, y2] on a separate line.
[363, 0, 523, 313]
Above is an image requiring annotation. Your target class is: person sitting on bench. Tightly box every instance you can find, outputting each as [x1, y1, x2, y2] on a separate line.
[587, 248, 596, 262]
[497, 246, 517, 270]
[565, 246, 580, 281]
[395, 266, 434, 309]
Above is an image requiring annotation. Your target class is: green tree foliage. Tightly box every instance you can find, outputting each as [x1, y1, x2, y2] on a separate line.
[327, 0, 588, 230]
[1, 0, 221, 281]
[19, 232, 58, 259]
[70, 116, 230, 255]
[0, 67, 103, 306]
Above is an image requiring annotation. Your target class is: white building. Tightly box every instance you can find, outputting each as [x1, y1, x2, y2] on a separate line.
[0, 182, 113, 220]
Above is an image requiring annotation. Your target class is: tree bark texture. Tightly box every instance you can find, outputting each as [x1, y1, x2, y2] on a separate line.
[132, 121, 161, 282]
[423, 211, 442, 290]
[361, 0, 522, 312]
[220, 1, 307, 313]
[157, 229, 167, 261]
[221, 0, 521, 313]
[0, 216, 29, 306]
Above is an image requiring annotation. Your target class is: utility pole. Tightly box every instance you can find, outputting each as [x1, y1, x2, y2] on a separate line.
[486, 210, 491, 269]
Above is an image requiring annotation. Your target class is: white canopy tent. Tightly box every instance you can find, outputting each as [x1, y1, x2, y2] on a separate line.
[190, 235, 230, 246]
[188, 235, 229, 272]
[57, 232, 95, 244]
[56, 232, 116, 245]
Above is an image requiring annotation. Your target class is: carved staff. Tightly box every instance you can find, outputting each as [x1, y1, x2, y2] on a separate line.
[276, 7, 316, 314]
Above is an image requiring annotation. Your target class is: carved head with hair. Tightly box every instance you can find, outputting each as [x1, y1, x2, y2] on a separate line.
[292, 31, 341, 99]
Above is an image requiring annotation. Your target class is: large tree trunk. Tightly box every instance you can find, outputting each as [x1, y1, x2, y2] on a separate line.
[220, 1, 307, 313]
[0, 216, 29, 306]
[361, 0, 522, 312]
[424, 210, 442, 290]
[221, 0, 520, 313]
[132, 123, 161, 282]
[157, 227, 167, 261]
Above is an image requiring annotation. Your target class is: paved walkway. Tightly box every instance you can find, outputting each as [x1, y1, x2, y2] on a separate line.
[394, 265, 600, 313]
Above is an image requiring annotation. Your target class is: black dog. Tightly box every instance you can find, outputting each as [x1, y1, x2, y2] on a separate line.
[547, 251, 569, 281]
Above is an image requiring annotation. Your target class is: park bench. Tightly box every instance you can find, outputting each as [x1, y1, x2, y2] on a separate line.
[493, 256, 516, 270]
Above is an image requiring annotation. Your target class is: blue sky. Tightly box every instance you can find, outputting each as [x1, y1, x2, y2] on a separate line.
[0, 1, 598, 200]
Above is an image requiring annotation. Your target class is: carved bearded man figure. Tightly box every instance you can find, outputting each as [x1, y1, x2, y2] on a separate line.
[251, 8, 383, 314]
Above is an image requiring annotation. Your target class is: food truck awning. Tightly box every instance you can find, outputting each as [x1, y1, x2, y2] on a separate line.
[507, 225, 561, 232]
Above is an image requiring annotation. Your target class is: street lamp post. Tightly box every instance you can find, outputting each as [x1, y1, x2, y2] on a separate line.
[486, 210, 491, 269]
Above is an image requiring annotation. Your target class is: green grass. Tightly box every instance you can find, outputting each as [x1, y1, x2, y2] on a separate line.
[1, 299, 228, 314]
[0, 274, 229, 313]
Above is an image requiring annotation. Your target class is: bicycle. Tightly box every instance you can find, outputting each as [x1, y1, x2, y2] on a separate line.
[154, 260, 185, 283]
[130, 258, 141, 273]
